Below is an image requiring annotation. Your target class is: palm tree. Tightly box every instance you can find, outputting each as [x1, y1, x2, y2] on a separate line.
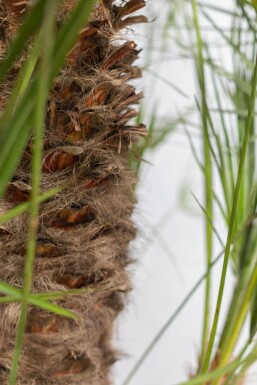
[0, 1, 147, 384]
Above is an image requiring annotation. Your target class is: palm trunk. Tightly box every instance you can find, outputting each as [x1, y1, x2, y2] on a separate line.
[0, 1, 147, 384]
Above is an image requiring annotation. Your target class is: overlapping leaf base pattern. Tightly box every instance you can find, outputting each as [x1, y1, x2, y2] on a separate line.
[0, 1, 147, 384]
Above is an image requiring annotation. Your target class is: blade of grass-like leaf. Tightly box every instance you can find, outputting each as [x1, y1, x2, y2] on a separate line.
[133, 106, 157, 175]
[227, 343, 257, 385]
[121, 249, 224, 385]
[200, 8, 253, 70]
[0, 97, 34, 197]
[34, 288, 92, 300]
[184, 126, 204, 170]
[217, 266, 257, 369]
[204, 53, 252, 97]
[0, 297, 17, 304]
[222, 342, 249, 385]
[194, 97, 223, 175]
[0, 29, 48, 196]
[162, 0, 179, 48]
[1, 33, 43, 123]
[28, 296, 77, 319]
[212, 73, 235, 202]
[240, 4, 257, 34]
[0, 0, 46, 84]
[203, 44, 236, 215]
[234, 67, 248, 230]
[214, 191, 257, 357]
[8, 2, 58, 384]
[146, 68, 190, 99]
[0, 287, 92, 304]
[191, 192, 224, 248]
[207, 108, 257, 117]
[184, 126, 227, 221]
[217, 239, 257, 359]
[214, 260, 257, 374]
[0, 189, 58, 226]
[50, 0, 96, 79]
[0, 282, 23, 298]
[0, 282, 77, 319]
[201, 100, 231, 218]
[197, 2, 241, 17]
[191, 0, 213, 363]
[150, 118, 183, 149]
[250, 285, 257, 339]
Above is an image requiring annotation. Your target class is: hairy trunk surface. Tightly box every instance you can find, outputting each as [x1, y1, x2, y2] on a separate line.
[0, 1, 147, 384]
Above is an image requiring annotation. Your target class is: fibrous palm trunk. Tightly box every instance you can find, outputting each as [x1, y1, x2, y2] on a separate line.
[0, 1, 147, 384]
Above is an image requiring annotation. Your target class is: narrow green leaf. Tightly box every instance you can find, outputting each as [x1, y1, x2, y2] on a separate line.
[0, 0, 46, 84]
[29, 296, 78, 319]
[0, 282, 77, 320]
[0, 288, 92, 304]
[0, 189, 59, 226]
[8, 3, 60, 384]
[250, 286, 257, 339]
[191, 0, 213, 363]
[51, 0, 96, 79]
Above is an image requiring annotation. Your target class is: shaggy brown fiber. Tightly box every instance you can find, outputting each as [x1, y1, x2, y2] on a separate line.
[0, 0, 147, 384]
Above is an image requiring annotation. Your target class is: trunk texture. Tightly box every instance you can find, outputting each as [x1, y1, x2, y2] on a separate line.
[0, 1, 147, 384]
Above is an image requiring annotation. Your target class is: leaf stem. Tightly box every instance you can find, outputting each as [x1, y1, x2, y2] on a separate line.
[191, 0, 213, 365]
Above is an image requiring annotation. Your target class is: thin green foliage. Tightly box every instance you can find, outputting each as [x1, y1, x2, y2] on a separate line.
[191, 0, 213, 364]
[0, 0, 47, 84]
[189, 1, 257, 379]
[0, 288, 92, 304]
[0, 281, 78, 319]
[124, 1, 257, 384]
[180, 1, 257, 382]
[165, 2, 257, 383]
[0, 189, 58, 226]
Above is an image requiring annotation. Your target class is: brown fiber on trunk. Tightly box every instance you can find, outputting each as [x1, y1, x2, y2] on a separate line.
[0, 0, 147, 384]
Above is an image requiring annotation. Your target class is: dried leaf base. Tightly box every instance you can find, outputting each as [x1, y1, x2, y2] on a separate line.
[0, 0, 147, 384]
